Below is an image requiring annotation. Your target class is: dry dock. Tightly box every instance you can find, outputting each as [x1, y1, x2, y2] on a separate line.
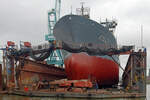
[0, 46, 147, 99]
[7, 89, 145, 99]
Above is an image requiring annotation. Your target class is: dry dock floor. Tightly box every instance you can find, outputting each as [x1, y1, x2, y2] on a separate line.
[5, 89, 146, 99]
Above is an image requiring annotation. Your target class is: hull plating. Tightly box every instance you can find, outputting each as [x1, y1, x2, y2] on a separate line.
[65, 53, 119, 87]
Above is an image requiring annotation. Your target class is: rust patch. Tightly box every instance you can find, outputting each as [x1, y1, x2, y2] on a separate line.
[16, 59, 66, 89]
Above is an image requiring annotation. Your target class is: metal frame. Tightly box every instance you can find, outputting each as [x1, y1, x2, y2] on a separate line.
[122, 50, 146, 93]
[45, 0, 63, 66]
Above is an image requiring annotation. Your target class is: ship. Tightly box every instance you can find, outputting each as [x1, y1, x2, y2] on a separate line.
[53, 5, 119, 88]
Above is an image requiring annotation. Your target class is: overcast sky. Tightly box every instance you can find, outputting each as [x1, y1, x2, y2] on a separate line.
[0, 0, 150, 72]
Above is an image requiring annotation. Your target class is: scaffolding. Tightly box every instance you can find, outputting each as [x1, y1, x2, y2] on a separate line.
[122, 49, 146, 93]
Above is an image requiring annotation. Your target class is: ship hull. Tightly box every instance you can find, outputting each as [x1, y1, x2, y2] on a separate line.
[64, 53, 119, 87]
[54, 15, 119, 87]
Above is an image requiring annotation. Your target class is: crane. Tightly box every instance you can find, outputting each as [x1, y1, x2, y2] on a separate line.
[45, 0, 63, 66]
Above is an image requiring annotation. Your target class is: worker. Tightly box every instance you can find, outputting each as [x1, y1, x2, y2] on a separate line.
[93, 80, 99, 91]
[144, 48, 146, 52]
[67, 83, 73, 91]
[95, 81, 99, 91]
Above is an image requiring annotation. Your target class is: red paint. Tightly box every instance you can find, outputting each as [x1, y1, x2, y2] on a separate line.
[58, 80, 92, 88]
[24, 42, 31, 47]
[64, 53, 119, 86]
[24, 87, 29, 92]
[7, 41, 15, 46]
[74, 81, 92, 88]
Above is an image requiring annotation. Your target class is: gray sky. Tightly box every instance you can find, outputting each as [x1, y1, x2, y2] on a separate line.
[0, 0, 150, 71]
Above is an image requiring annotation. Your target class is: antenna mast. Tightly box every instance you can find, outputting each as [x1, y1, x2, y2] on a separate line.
[76, 2, 90, 18]
[141, 25, 143, 48]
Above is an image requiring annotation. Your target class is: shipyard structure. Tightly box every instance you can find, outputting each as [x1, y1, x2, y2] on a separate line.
[0, 1, 147, 99]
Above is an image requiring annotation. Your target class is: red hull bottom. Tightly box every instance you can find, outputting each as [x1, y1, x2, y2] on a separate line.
[64, 53, 119, 87]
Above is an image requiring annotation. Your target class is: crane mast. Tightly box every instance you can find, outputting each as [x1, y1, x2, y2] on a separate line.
[45, 0, 63, 66]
